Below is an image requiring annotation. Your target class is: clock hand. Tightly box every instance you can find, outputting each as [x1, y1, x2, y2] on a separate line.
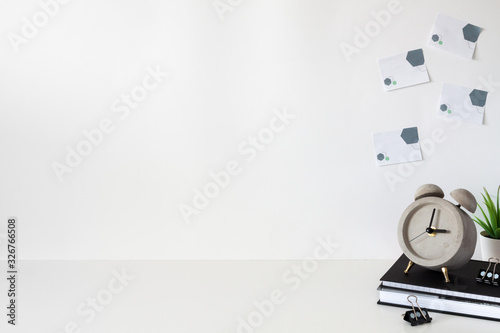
[426, 208, 437, 233]
[409, 230, 427, 242]
[410, 228, 448, 242]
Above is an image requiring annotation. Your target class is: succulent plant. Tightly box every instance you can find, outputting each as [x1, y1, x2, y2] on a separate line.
[473, 186, 500, 239]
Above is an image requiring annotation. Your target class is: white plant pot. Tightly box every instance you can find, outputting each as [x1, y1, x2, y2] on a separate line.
[479, 231, 500, 261]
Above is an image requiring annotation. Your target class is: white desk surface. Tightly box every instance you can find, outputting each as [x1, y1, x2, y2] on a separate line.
[1, 259, 498, 332]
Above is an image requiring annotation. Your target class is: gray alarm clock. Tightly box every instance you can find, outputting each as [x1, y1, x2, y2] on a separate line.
[397, 184, 478, 282]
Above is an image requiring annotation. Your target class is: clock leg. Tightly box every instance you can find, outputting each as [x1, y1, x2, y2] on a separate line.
[404, 260, 414, 274]
[441, 267, 450, 283]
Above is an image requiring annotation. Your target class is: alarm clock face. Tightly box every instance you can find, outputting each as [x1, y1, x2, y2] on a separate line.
[398, 197, 467, 270]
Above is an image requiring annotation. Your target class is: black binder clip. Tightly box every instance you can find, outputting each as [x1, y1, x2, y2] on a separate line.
[477, 257, 499, 286]
[402, 295, 432, 326]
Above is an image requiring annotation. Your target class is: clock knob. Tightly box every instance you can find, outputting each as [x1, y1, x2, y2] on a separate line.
[414, 184, 444, 201]
[450, 189, 477, 213]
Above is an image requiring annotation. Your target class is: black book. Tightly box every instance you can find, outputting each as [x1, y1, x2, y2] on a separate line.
[378, 284, 500, 321]
[380, 254, 500, 303]
[377, 254, 500, 321]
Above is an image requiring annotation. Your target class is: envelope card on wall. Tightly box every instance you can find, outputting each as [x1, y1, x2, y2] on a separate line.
[377, 49, 430, 91]
[372, 127, 422, 166]
[428, 13, 483, 59]
[438, 83, 488, 125]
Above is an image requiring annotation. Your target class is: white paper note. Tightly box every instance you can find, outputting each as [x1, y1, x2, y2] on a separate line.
[438, 83, 488, 125]
[372, 127, 423, 166]
[378, 49, 430, 91]
[428, 13, 483, 59]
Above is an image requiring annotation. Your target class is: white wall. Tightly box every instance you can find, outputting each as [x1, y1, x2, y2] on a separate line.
[1, 0, 499, 260]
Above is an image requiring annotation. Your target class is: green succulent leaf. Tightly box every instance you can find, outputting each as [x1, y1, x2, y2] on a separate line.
[477, 202, 491, 225]
[483, 189, 498, 231]
[497, 186, 500, 224]
[474, 217, 494, 236]
[475, 186, 500, 239]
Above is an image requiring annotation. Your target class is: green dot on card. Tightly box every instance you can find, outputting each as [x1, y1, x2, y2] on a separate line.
[385, 157, 390, 161]
[448, 110, 452, 114]
[393, 81, 397, 85]
[439, 41, 443, 45]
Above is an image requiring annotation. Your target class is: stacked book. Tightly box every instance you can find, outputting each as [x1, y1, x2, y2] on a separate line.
[377, 254, 500, 321]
